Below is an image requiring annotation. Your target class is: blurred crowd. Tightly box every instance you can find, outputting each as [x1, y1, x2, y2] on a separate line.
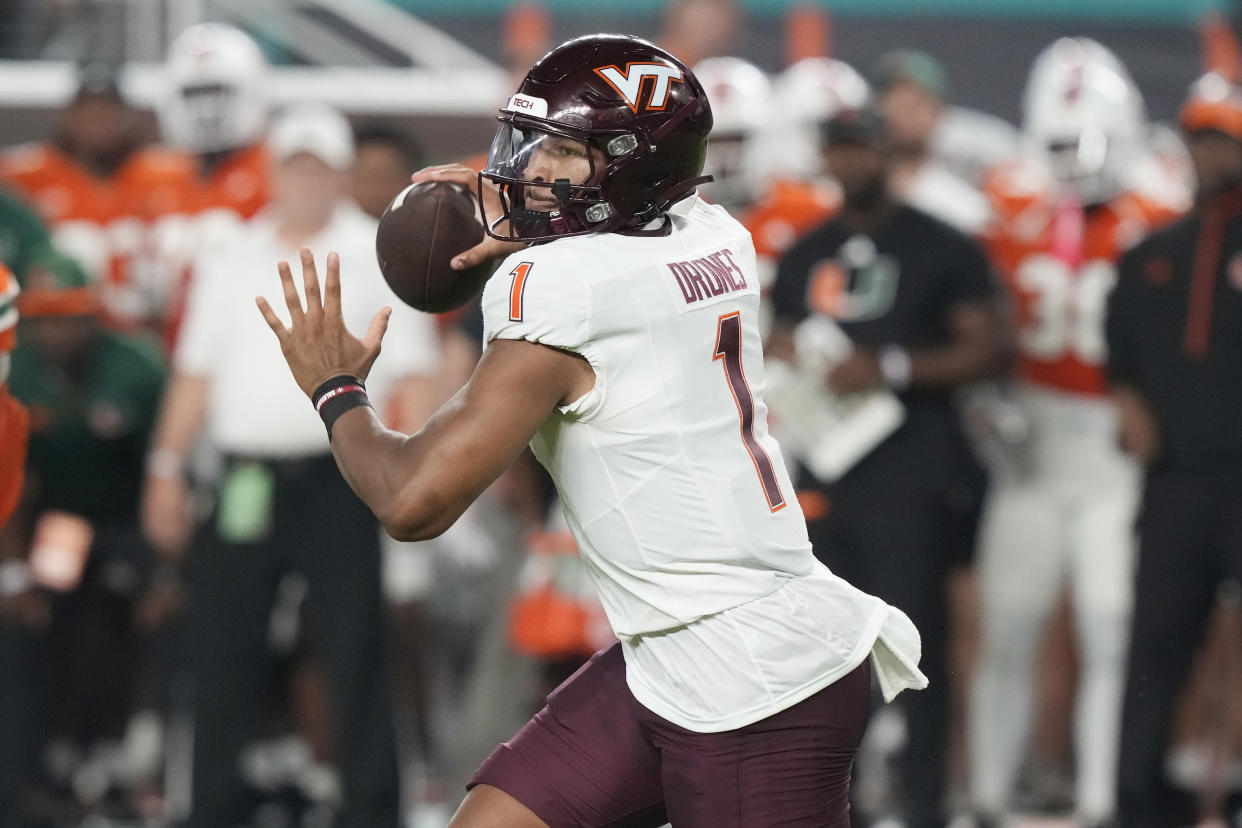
[0, 1, 1241, 827]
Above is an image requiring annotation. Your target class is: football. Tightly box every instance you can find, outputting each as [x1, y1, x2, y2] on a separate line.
[374, 181, 493, 313]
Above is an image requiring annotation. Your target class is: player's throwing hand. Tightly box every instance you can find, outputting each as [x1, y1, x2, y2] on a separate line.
[409, 164, 526, 270]
[256, 247, 392, 397]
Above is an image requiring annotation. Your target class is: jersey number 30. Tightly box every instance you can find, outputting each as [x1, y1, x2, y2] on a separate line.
[714, 312, 786, 512]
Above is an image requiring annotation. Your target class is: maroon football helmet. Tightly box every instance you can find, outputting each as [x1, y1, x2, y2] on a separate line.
[481, 33, 714, 242]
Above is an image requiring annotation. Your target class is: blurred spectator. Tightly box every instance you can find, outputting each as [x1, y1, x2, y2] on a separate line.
[969, 37, 1180, 827]
[740, 57, 868, 305]
[0, 261, 28, 828]
[3, 256, 166, 824]
[152, 22, 273, 347]
[352, 124, 425, 220]
[1107, 72, 1242, 828]
[656, 0, 743, 69]
[872, 50, 992, 236]
[0, 64, 186, 330]
[0, 185, 70, 287]
[140, 103, 439, 828]
[0, 263, 23, 530]
[770, 107, 1006, 828]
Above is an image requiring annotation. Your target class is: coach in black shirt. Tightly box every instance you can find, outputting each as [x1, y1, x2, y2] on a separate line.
[771, 108, 1007, 828]
[1107, 75, 1242, 828]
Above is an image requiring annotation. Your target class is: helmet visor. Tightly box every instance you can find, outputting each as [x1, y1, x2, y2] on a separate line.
[482, 120, 609, 241]
[485, 122, 599, 192]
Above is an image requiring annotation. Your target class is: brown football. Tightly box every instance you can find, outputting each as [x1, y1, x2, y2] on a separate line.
[374, 181, 493, 313]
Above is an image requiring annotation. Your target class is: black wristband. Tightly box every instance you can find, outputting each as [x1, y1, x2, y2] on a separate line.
[312, 375, 371, 439]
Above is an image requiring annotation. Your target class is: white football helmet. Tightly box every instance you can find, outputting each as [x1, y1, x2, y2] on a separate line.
[693, 57, 773, 209]
[1021, 37, 1145, 204]
[768, 57, 870, 180]
[159, 23, 270, 155]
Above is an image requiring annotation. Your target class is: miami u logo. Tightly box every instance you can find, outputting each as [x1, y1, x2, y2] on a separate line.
[594, 63, 684, 113]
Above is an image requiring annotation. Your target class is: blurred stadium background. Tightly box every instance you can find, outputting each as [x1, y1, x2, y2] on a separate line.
[0, 0, 1218, 153]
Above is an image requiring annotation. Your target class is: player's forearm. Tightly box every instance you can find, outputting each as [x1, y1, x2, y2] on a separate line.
[328, 401, 478, 543]
[906, 340, 1004, 388]
[907, 306, 1010, 388]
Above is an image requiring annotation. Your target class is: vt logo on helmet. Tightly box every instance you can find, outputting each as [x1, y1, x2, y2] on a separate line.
[593, 63, 685, 112]
[480, 33, 714, 243]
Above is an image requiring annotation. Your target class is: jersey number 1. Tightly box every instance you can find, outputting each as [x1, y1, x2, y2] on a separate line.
[714, 312, 786, 512]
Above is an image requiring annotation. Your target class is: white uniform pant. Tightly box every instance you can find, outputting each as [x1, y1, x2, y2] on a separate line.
[969, 385, 1138, 822]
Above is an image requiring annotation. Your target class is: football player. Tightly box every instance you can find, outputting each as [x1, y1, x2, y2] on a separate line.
[738, 57, 868, 306]
[872, 50, 993, 236]
[0, 263, 24, 531]
[969, 37, 1181, 827]
[692, 56, 773, 213]
[151, 22, 273, 347]
[0, 65, 190, 331]
[257, 33, 927, 828]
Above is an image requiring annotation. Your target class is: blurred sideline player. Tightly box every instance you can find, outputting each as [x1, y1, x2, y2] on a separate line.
[0, 263, 24, 531]
[0, 262, 29, 828]
[872, 50, 992, 237]
[352, 125, 425, 221]
[969, 37, 1180, 826]
[1109, 71, 1242, 828]
[771, 105, 1005, 828]
[152, 22, 273, 348]
[0, 65, 188, 331]
[144, 103, 434, 828]
[258, 33, 927, 827]
[739, 57, 868, 313]
[693, 57, 772, 214]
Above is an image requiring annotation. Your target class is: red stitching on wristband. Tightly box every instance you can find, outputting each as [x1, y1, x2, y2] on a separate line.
[314, 383, 365, 414]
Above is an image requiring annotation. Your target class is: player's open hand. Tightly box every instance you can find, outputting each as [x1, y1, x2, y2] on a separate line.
[256, 248, 392, 398]
[410, 164, 526, 269]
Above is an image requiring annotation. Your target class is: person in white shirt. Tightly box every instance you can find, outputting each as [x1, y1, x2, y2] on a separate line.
[142, 102, 440, 828]
[257, 35, 925, 828]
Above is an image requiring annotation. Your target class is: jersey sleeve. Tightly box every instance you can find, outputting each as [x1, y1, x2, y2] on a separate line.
[482, 249, 592, 353]
[0, 188, 55, 283]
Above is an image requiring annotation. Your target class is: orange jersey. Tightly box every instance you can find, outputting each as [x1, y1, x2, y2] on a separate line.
[0, 263, 25, 529]
[188, 143, 269, 218]
[984, 159, 1180, 395]
[0, 143, 192, 226]
[739, 178, 839, 342]
[1, 144, 195, 327]
[739, 178, 839, 288]
[152, 143, 271, 348]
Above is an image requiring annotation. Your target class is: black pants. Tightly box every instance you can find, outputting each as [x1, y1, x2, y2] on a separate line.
[805, 418, 985, 828]
[0, 617, 46, 828]
[181, 453, 400, 828]
[1116, 468, 1242, 828]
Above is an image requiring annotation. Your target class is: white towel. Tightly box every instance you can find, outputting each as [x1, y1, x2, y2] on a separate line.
[870, 606, 930, 703]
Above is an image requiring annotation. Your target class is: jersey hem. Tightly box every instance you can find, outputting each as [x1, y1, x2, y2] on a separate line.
[622, 601, 890, 733]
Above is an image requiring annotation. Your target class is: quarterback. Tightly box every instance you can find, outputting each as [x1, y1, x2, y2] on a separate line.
[258, 34, 925, 828]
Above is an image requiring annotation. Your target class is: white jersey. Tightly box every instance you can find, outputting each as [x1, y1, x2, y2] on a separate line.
[483, 195, 925, 730]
